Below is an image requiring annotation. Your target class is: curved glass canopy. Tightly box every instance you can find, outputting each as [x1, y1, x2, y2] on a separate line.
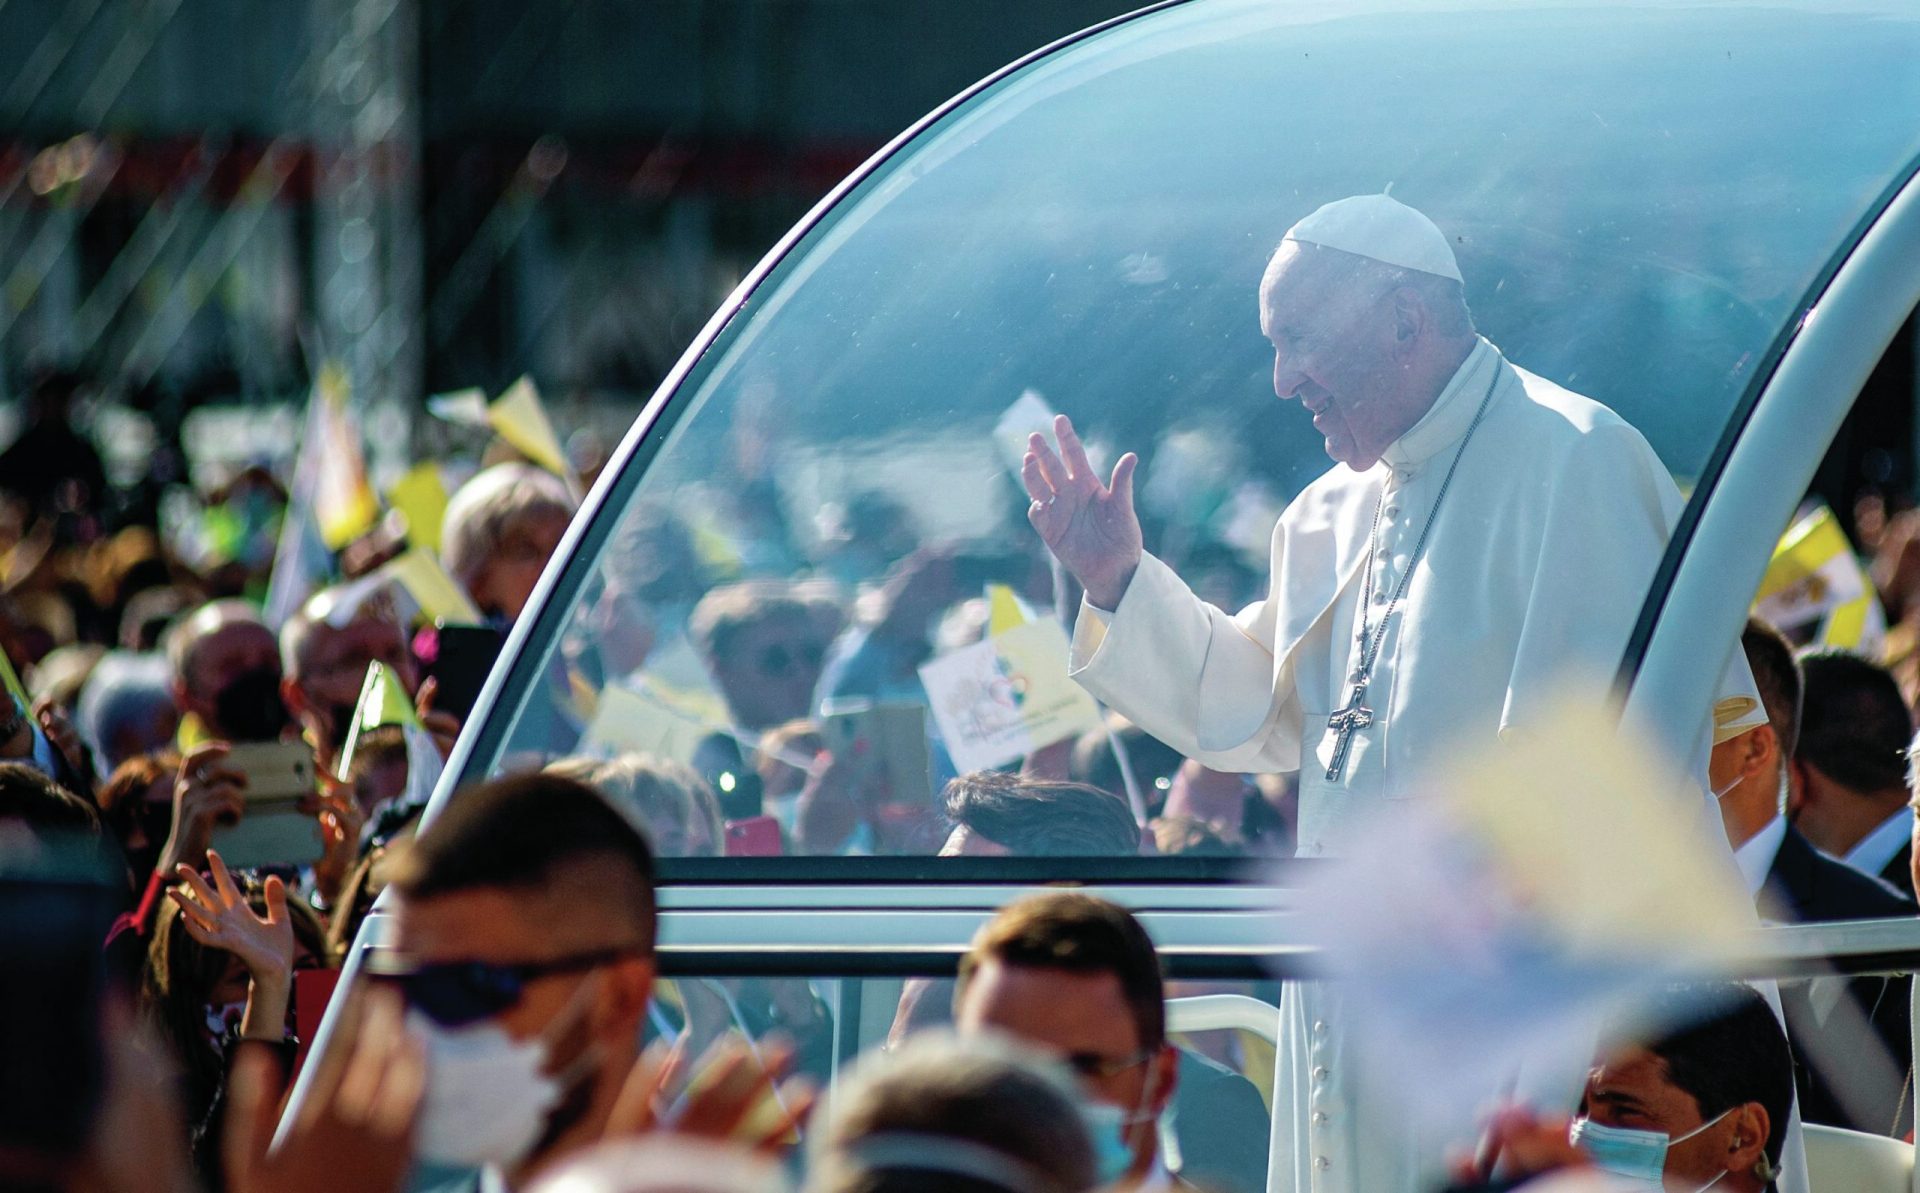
[469, 0, 1920, 867]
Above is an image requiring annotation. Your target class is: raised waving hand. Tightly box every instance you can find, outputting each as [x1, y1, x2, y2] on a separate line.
[1020, 414, 1141, 610]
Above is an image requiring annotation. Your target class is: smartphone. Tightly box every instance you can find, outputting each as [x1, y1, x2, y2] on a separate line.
[223, 741, 318, 801]
[819, 702, 933, 805]
[723, 816, 784, 857]
[211, 741, 323, 869]
[432, 623, 506, 721]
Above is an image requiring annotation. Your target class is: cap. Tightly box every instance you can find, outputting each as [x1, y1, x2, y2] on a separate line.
[1283, 193, 1463, 283]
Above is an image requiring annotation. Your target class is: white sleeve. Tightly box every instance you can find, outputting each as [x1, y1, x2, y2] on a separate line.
[1069, 551, 1301, 773]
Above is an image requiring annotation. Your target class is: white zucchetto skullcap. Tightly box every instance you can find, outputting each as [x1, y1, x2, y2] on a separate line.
[1282, 194, 1463, 283]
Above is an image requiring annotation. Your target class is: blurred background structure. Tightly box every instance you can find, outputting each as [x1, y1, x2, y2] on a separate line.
[0, 0, 1134, 497]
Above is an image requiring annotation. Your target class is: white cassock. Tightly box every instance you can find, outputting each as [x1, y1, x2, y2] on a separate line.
[1069, 335, 1767, 1192]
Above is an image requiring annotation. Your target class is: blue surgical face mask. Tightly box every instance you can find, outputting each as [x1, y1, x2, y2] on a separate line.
[1081, 1089, 1158, 1185]
[1570, 1108, 1731, 1191]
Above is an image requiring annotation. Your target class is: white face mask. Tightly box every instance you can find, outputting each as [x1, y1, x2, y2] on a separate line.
[408, 1010, 562, 1170]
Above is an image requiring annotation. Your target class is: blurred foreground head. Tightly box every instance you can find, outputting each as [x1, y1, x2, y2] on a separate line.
[809, 1029, 1095, 1193]
[382, 773, 657, 1182]
[529, 1138, 789, 1193]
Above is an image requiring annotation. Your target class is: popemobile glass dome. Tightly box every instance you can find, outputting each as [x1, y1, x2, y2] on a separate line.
[471, 0, 1920, 864]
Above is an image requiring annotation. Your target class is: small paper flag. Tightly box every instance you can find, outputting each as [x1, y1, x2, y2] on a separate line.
[336, 661, 419, 780]
[986, 583, 1031, 635]
[426, 387, 492, 428]
[0, 647, 27, 709]
[380, 547, 482, 626]
[488, 376, 570, 479]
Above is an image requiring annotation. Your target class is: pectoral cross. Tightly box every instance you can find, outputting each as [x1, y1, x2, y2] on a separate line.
[1325, 682, 1374, 781]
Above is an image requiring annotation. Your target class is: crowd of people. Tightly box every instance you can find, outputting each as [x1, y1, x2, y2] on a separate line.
[5, 329, 1920, 1193]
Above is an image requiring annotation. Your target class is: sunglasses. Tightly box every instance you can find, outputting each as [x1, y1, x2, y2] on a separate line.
[364, 946, 640, 1027]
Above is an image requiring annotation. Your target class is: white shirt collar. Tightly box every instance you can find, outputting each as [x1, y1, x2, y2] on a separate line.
[1381, 336, 1499, 473]
[1842, 808, 1911, 876]
[1734, 815, 1789, 898]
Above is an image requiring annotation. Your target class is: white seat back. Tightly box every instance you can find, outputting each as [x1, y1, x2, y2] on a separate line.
[1801, 1123, 1911, 1193]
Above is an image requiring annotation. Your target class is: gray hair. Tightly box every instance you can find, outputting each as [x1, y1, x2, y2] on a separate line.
[162, 599, 270, 686]
[439, 463, 576, 588]
[544, 752, 724, 858]
[808, 1030, 1095, 1193]
[74, 651, 176, 780]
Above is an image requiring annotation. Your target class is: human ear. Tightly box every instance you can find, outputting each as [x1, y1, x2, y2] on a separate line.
[597, 956, 656, 1036]
[1726, 1102, 1771, 1180]
[1389, 287, 1424, 346]
[1738, 725, 1778, 781]
[1148, 1043, 1181, 1114]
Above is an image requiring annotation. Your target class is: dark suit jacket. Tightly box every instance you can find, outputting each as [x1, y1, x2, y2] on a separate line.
[1760, 826, 1914, 1135]
[1878, 839, 1915, 902]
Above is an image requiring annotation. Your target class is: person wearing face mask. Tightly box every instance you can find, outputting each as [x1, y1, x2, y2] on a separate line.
[371, 771, 658, 1192]
[164, 600, 291, 745]
[1570, 982, 1796, 1193]
[952, 892, 1269, 1193]
[142, 850, 334, 1188]
[1708, 618, 1911, 1134]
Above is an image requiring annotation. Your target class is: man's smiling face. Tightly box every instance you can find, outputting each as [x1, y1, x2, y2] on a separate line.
[1259, 243, 1404, 471]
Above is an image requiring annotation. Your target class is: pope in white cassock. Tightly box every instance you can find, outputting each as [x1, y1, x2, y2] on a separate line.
[1020, 195, 1768, 1192]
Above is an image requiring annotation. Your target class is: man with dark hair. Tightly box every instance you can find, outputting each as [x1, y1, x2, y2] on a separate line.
[375, 772, 657, 1191]
[939, 771, 1140, 857]
[953, 891, 1268, 1192]
[1710, 620, 1910, 1132]
[1576, 982, 1796, 1193]
[1791, 650, 1916, 897]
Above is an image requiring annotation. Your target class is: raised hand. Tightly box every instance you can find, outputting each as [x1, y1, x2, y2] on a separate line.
[312, 776, 367, 908]
[1020, 415, 1142, 611]
[155, 742, 246, 879]
[171, 850, 298, 1044]
[414, 676, 464, 761]
[606, 1033, 815, 1152]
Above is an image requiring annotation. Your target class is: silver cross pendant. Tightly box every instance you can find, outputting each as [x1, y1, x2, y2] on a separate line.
[1325, 681, 1374, 781]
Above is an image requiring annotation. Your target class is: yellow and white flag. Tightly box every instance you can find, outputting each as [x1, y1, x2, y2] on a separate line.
[309, 364, 380, 551]
[336, 660, 419, 777]
[1753, 505, 1884, 652]
[264, 363, 378, 628]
